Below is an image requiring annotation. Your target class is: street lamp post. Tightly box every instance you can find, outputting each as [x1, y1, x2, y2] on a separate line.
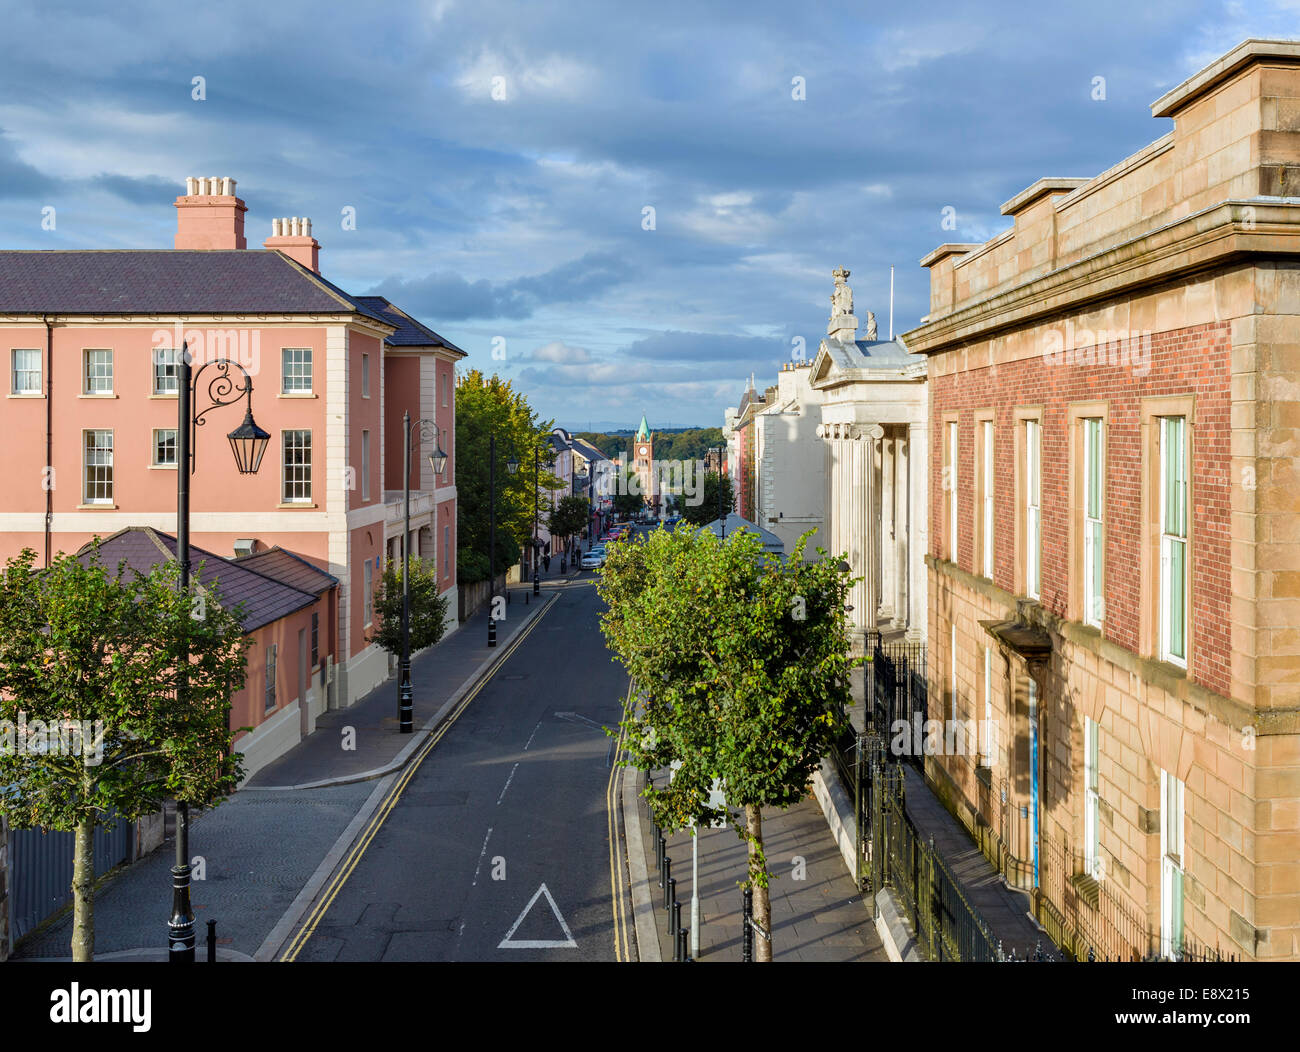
[488, 434, 520, 647]
[171, 347, 270, 963]
[532, 446, 541, 596]
[398, 411, 447, 733]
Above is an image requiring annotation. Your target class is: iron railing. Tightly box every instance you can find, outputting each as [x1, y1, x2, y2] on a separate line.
[868, 632, 927, 767]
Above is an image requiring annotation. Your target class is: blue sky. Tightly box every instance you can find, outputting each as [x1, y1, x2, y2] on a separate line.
[1, 1, 1296, 429]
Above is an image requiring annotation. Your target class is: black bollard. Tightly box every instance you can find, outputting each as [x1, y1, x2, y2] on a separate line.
[742, 887, 754, 962]
[206, 919, 217, 963]
[663, 858, 672, 907]
[677, 927, 689, 963]
[670, 897, 681, 941]
[666, 876, 676, 917]
[657, 833, 666, 881]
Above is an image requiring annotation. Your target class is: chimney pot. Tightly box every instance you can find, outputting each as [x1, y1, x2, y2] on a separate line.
[186, 177, 198, 195]
[303, 217, 312, 238]
[175, 175, 247, 249]
[209, 177, 219, 196]
[224, 177, 235, 196]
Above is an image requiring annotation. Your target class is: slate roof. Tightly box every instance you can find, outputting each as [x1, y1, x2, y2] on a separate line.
[569, 437, 609, 462]
[699, 513, 785, 556]
[233, 546, 338, 596]
[354, 296, 466, 354]
[76, 527, 318, 633]
[820, 336, 914, 371]
[0, 250, 394, 323]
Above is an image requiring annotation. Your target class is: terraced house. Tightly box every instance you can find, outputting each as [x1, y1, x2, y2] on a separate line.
[905, 40, 1300, 960]
[0, 177, 465, 778]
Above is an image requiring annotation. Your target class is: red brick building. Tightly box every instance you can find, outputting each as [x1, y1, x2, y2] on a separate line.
[905, 40, 1300, 960]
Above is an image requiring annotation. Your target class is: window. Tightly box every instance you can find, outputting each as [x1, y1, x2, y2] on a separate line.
[361, 353, 370, 398]
[1159, 768, 1185, 959]
[983, 646, 993, 764]
[83, 430, 114, 503]
[283, 430, 312, 502]
[443, 525, 450, 576]
[1025, 418, 1041, 600]
[361, 430, 371, 500]
[441, 371, 448, 407]
[950, 622, 957, 724]
[282, 348, 312, 393]
[1084, 717, 1101, 879]
[363, 559, 373, 626]
[980, 419, 994, 577]
[311, 612, 319, 668]
[11, 348, 41, 394]
[84, 349, 113, 394]
[265, 644, 278, 711]
[1079, 418, 1105, 626]
[441, 429, 449, 480]
[152, 347, 179, 395]
[946, 419, 958, 561]
[153, 428, 178, 467]
[1160, 416, 1188, 667]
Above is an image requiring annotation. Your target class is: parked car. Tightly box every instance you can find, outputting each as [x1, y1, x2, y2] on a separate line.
[581, 548, 606, 570]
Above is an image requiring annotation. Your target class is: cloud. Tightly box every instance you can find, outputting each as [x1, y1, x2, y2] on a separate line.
[527, 340, 591, 363]
[367, 251, 635, 321]
[622, 330, 789, 364]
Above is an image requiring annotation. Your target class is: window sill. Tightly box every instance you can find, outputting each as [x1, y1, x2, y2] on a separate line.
[6, 393, 44, 399]
[77, 503, 117, 509]
[148, 463, 178, 470]
[1070, 871, 1101, 910]
[278, 501, 317, 509]
[278, 392, 317, 399]
[148, 393, 179, 399]
[78, 393, 117, 399]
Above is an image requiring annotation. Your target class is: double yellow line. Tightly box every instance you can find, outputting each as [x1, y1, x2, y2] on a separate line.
[279, 598, 555, 962]
[605, 683, 632, 961]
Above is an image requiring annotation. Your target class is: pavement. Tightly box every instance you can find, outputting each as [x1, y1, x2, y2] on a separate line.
[634, 768, 889, 962]
[12, 560, 579, 962]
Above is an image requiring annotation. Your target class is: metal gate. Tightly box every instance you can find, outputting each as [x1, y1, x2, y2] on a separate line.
[8, 816, 133, 946]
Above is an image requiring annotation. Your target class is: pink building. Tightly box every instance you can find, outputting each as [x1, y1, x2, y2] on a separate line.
[0, 176, 465, 777]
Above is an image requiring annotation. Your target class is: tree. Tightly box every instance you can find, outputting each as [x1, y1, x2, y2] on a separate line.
[368, 558, 450, 655]
[611, 467, 647, 520]
[598, 526, 860, 961]
[679, 470, 735, 526]
[455, 370, 562, 582]
[0, 546, 248, 961]
[548, 495, 590, 550]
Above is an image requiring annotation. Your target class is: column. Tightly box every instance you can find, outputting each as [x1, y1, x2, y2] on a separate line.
[896, 429, 910, 632]
[879, 431, 896, 624]
[906, 420, 928, 643]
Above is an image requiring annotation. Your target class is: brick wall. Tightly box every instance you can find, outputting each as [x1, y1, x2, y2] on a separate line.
[929, 320, 1232, 698]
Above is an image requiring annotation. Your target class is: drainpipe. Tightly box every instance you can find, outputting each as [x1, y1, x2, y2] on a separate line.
[43, 316, 53, 567]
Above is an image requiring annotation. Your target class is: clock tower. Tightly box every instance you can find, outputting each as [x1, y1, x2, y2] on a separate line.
[632, 414, 655, 513]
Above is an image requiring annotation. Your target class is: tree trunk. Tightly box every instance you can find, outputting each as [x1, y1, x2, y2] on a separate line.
[745, 804, 773, 962]
[71, 817, 95, 962]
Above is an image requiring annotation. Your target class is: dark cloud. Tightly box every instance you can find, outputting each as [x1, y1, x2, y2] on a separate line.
[92, 173, 181, 205]
[0, 131, 60, 199]
[622, 330, 789, 364]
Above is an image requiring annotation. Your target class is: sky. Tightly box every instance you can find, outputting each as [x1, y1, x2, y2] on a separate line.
[1, 0, 1296, 430]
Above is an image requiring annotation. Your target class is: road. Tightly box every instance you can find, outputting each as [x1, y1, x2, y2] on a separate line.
[283, 573, 635, 961]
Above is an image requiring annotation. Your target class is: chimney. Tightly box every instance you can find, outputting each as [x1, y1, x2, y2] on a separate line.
[264, 215, 320, 273]
[174, 176, 247, 250]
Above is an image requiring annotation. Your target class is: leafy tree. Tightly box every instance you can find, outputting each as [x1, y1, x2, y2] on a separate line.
[598, 526, 860, 961]
[368, 558, 449, 655]
[548, 494, 591, 549]
[679, 470, 735, 526]
[0, 546, 248, 962]
[456, 370, 562, 577]
[611, 468, 647, 520]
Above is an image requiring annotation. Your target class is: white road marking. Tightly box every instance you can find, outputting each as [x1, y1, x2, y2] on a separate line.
[523, 720, 543, 751]
[555, 711, 604, 730]
[471, 826, 493, 886]
[497, 882, 578, 949]
[496, 762, 520, 806]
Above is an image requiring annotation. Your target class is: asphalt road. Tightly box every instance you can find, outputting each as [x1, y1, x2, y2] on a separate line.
[287, 574, 634, 962]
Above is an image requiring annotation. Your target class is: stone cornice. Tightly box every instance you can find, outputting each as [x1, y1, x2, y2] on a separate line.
[904, 200, 1300, 356]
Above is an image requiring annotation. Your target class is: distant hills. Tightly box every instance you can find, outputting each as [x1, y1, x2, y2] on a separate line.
[574, 426, 724, 462]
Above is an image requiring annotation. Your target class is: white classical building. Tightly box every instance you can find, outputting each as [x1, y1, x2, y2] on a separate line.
[810, 267, 928, 647]
[750, 362, 825, 559]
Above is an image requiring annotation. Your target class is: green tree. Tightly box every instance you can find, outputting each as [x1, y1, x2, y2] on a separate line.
[368, 558, 450, 655]
[679, 470, 735, 526]
[548, 494, 591, 549]
[611, 468, 647, 520]
[455, 370, 562, 582]
[0, 546, 248, 962]
[598, 527, 859, 961]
